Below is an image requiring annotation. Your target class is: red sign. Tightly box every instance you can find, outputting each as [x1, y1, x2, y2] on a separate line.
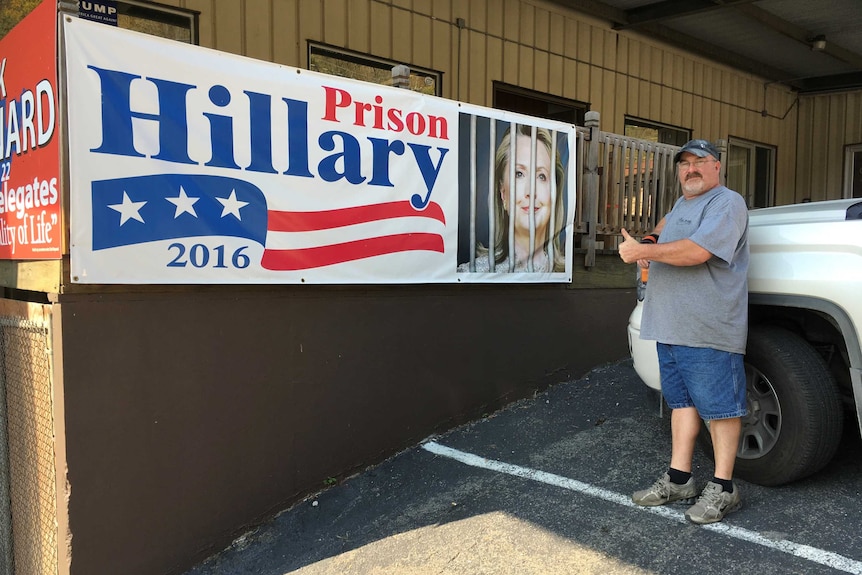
[0, 0, 61, 259]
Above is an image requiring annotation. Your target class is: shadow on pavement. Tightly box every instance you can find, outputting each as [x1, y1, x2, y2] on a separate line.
[184, 359, 862, 575]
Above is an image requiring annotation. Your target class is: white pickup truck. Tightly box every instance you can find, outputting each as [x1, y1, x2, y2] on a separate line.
[627, 198, 862, 486]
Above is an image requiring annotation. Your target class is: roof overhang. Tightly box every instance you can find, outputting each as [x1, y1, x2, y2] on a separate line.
[553, 0, 862, 94]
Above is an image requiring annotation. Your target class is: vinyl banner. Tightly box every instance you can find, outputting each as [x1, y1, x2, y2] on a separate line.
[0, 0, 62, 259]
[77, 1, 118, 26]
[64, 17, 576, 284]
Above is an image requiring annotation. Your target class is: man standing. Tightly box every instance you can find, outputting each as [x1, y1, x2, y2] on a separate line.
[618, 139, 750, 524]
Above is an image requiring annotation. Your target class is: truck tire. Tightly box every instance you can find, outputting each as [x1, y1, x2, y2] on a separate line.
[697, 325, 844, 486]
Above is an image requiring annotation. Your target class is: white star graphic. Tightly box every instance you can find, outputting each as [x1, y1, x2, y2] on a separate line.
[108, 191, 147, 225]
[166, 186, 200, 218]
[217, 189, 249, 220]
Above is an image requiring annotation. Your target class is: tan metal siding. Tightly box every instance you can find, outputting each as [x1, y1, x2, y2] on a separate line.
[548, 11, 565, 97]
[323, 0, 347, 50]
[273, 0, 300, 66]
[468, 29, 488, 103]
[346, 1, 370, 55]
[244, 0, 271, 61]
[486, 29, 504, 102]
[430, 3, 452, 86]
[156, 0, 862, 204]
[796, 92, 862, 202]
[847, 92, 862, 147]
[214, 0, 243, 54]
[411, 6, 432, 70]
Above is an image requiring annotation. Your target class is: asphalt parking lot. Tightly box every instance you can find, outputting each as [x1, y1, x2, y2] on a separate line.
[184, 359, 862, 575]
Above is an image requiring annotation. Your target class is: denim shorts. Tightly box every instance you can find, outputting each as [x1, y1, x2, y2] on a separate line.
[657, 343, 748, 420]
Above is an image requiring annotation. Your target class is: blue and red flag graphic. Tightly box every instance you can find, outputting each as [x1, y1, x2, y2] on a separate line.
[90, 174, 446, 270]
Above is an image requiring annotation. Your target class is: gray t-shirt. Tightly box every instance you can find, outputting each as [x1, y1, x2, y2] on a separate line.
[640, 185, 750, 354]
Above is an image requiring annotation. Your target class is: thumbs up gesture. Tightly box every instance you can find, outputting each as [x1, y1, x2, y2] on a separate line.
[618, 229, 644, 265]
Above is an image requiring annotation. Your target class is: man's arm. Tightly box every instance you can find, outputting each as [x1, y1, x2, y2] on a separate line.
[618, 228, 711, 267]
[640, 221, 662, 245]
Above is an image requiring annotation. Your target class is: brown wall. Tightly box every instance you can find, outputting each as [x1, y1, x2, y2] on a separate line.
[55, 284, 633, 575]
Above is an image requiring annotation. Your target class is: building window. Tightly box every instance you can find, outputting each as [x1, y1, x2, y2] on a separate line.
[845, 143, 862, 199]
[493, 83, 587, 125]
[727, 138, 775, 208]
[2, 1, 196, 43]
[624, 117, 690, 146]
[308, 43, 441, 96]
[117, 0, 197, 44]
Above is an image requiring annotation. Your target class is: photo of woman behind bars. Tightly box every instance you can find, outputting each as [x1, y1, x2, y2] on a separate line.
[458, 121, 568, 273]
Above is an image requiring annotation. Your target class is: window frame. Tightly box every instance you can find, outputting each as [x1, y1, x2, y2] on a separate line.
[307, 42, 442, 96]
[623, 116, 690, 146]
[116, 0, 198, 44]
[844, 143, 862, 199]
[492, 82, 587, 125]
[726, 137, 776, 208]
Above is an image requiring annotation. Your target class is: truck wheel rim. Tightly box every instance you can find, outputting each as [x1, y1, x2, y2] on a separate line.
[737, 364, 782, 459]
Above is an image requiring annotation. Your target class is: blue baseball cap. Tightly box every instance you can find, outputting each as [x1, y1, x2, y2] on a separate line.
[673, 139, 721, 164]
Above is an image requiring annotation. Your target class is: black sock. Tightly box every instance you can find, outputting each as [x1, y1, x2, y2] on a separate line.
[668, 467, 691, 485]
[713, 477, 734, 492]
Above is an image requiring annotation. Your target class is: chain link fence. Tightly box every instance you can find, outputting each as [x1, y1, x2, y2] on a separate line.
[0, 311, 57, 575]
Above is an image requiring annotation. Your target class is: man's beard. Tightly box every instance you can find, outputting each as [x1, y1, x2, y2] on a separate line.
[682, 175, 705, 195]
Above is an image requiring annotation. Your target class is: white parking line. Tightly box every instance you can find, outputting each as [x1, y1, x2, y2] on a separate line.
[422, 441, 862, 575]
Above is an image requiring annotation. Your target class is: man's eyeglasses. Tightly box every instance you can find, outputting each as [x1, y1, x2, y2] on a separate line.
[677, 158, 716, 170]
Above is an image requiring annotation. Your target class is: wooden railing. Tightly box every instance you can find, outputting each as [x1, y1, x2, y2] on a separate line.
[576, 112, 684, 268]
